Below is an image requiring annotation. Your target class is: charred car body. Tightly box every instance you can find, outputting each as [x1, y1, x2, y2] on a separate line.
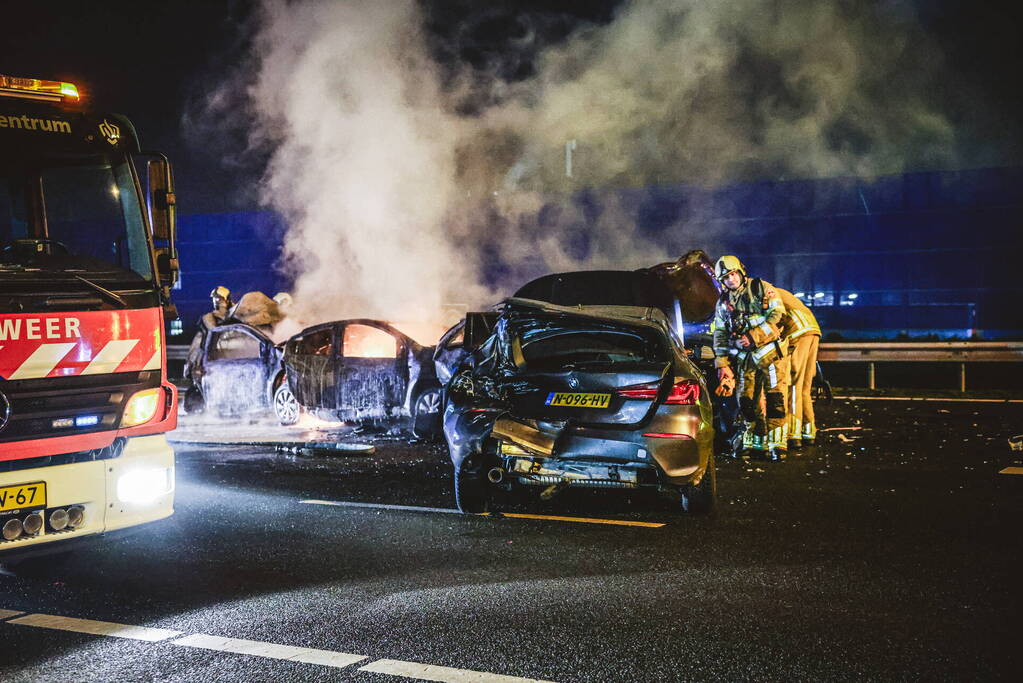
[444, 298, 716, 514]
[185, 323, 284, 416]
[273, 319, 443, 436]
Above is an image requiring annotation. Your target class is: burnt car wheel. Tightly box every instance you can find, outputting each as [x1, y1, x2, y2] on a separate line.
[411, 387, 443, 439]
[183, 386, 205, 415]
[273, 383, 301, 426]
[679, 454, 717, 514]
[454, 454, 490, 514]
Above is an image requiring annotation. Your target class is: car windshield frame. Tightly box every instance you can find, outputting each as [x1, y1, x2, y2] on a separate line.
[0, 151, 155, 282]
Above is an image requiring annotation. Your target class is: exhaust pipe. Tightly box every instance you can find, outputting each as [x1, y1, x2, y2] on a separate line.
[487, 467, 505, 484]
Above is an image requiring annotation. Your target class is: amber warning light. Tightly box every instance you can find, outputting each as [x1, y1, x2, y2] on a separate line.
[0, 74, 80, 102]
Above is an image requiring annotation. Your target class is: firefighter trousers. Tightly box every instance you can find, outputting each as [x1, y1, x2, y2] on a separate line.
[788, 334, 820, 442]
[739, 355, 790, 451]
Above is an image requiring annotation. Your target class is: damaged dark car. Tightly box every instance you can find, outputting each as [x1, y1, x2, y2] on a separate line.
[444, 298, 716, 514]
[273, 319, 443, 437]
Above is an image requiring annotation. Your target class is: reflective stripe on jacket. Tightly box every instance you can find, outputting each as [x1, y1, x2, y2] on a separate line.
[776, 288, 821, 341]
[712, 277, 787, 368]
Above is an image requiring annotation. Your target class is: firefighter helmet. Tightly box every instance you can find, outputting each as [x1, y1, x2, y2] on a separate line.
[714, 255, 746, 282]
[210, 286, 231, 301]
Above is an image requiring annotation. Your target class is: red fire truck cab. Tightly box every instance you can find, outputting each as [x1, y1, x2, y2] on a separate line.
[0, 74, 180, 562]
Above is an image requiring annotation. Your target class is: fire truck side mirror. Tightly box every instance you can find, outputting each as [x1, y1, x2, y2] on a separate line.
[141, 152, 179, 289]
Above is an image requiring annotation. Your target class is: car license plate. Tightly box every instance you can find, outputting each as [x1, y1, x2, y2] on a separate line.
[545, 392, 611, 408]
[0, 481, 46, 513]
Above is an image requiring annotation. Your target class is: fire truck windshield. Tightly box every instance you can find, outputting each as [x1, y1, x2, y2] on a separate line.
[0, 155, 152, 281]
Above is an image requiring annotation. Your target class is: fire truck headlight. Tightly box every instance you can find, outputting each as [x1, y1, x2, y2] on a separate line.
[122, 388, 161, 427]
[117, 468, 171, 504]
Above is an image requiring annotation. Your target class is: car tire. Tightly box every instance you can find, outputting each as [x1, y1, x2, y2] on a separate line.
[679, 453, 717, 514]
[411, 387, 443, 439]
[182, 386, 204, 415]
[273, 382, 301, 426]
[454, 454, 490, 514]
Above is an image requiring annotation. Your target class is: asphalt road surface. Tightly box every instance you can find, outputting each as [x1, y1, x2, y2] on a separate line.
[2, 399, 1022, 682]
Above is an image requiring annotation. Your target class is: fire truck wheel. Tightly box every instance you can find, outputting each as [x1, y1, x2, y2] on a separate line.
[274, 383, 301, 426]
[183, 386, 205, 415]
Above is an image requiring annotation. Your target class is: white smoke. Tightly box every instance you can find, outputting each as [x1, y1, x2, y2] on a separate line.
[225, 0, 953, 323]
[243, 0, 483, 325]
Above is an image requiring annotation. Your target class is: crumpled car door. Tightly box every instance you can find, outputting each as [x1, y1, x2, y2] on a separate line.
[335, 323, 406, 420]
[284, 325, 339, 409]
[202, 327, 271, 414]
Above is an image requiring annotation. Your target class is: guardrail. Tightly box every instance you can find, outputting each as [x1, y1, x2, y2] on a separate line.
[816, 341, 1023, 391]
[167, 341, 1023, 392]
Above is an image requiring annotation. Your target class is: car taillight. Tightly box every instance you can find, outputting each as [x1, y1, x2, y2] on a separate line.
[664, 379, 700, 405]
[615, 381, 660, 400]
[616, 379, 700, 404]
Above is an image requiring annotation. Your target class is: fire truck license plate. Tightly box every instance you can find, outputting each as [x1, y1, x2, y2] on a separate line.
[0, 482, 46, 513]
[546, 392, 611, 408]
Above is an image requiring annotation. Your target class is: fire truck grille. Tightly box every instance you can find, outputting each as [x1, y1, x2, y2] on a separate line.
[0, 371, 159, 443]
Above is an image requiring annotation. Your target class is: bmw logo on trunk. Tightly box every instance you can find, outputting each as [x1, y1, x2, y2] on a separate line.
[0, 390, 9, 432]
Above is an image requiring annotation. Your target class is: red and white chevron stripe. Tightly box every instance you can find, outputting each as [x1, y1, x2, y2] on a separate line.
[0, 309, 163, 381]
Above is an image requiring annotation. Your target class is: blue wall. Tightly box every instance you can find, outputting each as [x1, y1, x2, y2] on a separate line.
[171, 166, 1023, 341]
[171, 211, 290, 340]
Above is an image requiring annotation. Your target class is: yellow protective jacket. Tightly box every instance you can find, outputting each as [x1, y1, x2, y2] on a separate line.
[775, 288, 821, 341]
[712, 278, 787, 369]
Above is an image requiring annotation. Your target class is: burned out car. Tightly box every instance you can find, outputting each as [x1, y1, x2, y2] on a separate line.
[273, 319, 443, 436]
[444, 298, 716, 514]
[184, 323, 285, 416]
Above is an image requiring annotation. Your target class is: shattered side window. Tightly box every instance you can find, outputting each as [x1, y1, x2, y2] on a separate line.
[444, 327, 464, 350]
[209, 330, 262, 360]
[296, 329, 333, 356]
[344, 324, 398, 358]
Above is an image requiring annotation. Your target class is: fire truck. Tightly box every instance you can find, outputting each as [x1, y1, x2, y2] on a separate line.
[0, 74, 180, 562]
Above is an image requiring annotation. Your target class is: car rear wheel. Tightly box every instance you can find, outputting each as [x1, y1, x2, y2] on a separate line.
[411, 387, 443, 439]
[182, 386, 204, 415]
[679, 454, 717, 514]
[273, 382, 301, 426]
[454, 454, 490, 514]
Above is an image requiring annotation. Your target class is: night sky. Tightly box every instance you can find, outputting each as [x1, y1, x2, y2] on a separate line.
[2, 0, 1020, 215]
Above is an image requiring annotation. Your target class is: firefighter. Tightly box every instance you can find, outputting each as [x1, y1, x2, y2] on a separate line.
[185, 286, 233, 388]
[775, 288, 822, 448]
[204, 285, 233, 329]
[712, 256, 791, 461]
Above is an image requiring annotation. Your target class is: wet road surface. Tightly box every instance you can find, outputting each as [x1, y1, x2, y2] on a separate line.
[1, 399, 1022, 682]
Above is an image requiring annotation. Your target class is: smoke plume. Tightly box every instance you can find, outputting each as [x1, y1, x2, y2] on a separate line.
[220, 0, 954, 327]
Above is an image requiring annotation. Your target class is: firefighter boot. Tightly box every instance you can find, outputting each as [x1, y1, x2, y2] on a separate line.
[767, 425, 788, 461]
[741, 431, 764, 459]
[801, 421, 817, 446]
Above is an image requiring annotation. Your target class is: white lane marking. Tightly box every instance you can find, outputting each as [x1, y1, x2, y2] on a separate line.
[300, 499, 665, 527]
[837, 395, 1023, 404]
[81, 339, 139, 375]
[8, 342, 76, 380]
[171, 633, 366, 668]
[360, 658, 558, 683]
[999, 467, 1023, 475]
[301, 499, 463, 515]
[9, 613, 181, 641]
[1, 610, 555, 682]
